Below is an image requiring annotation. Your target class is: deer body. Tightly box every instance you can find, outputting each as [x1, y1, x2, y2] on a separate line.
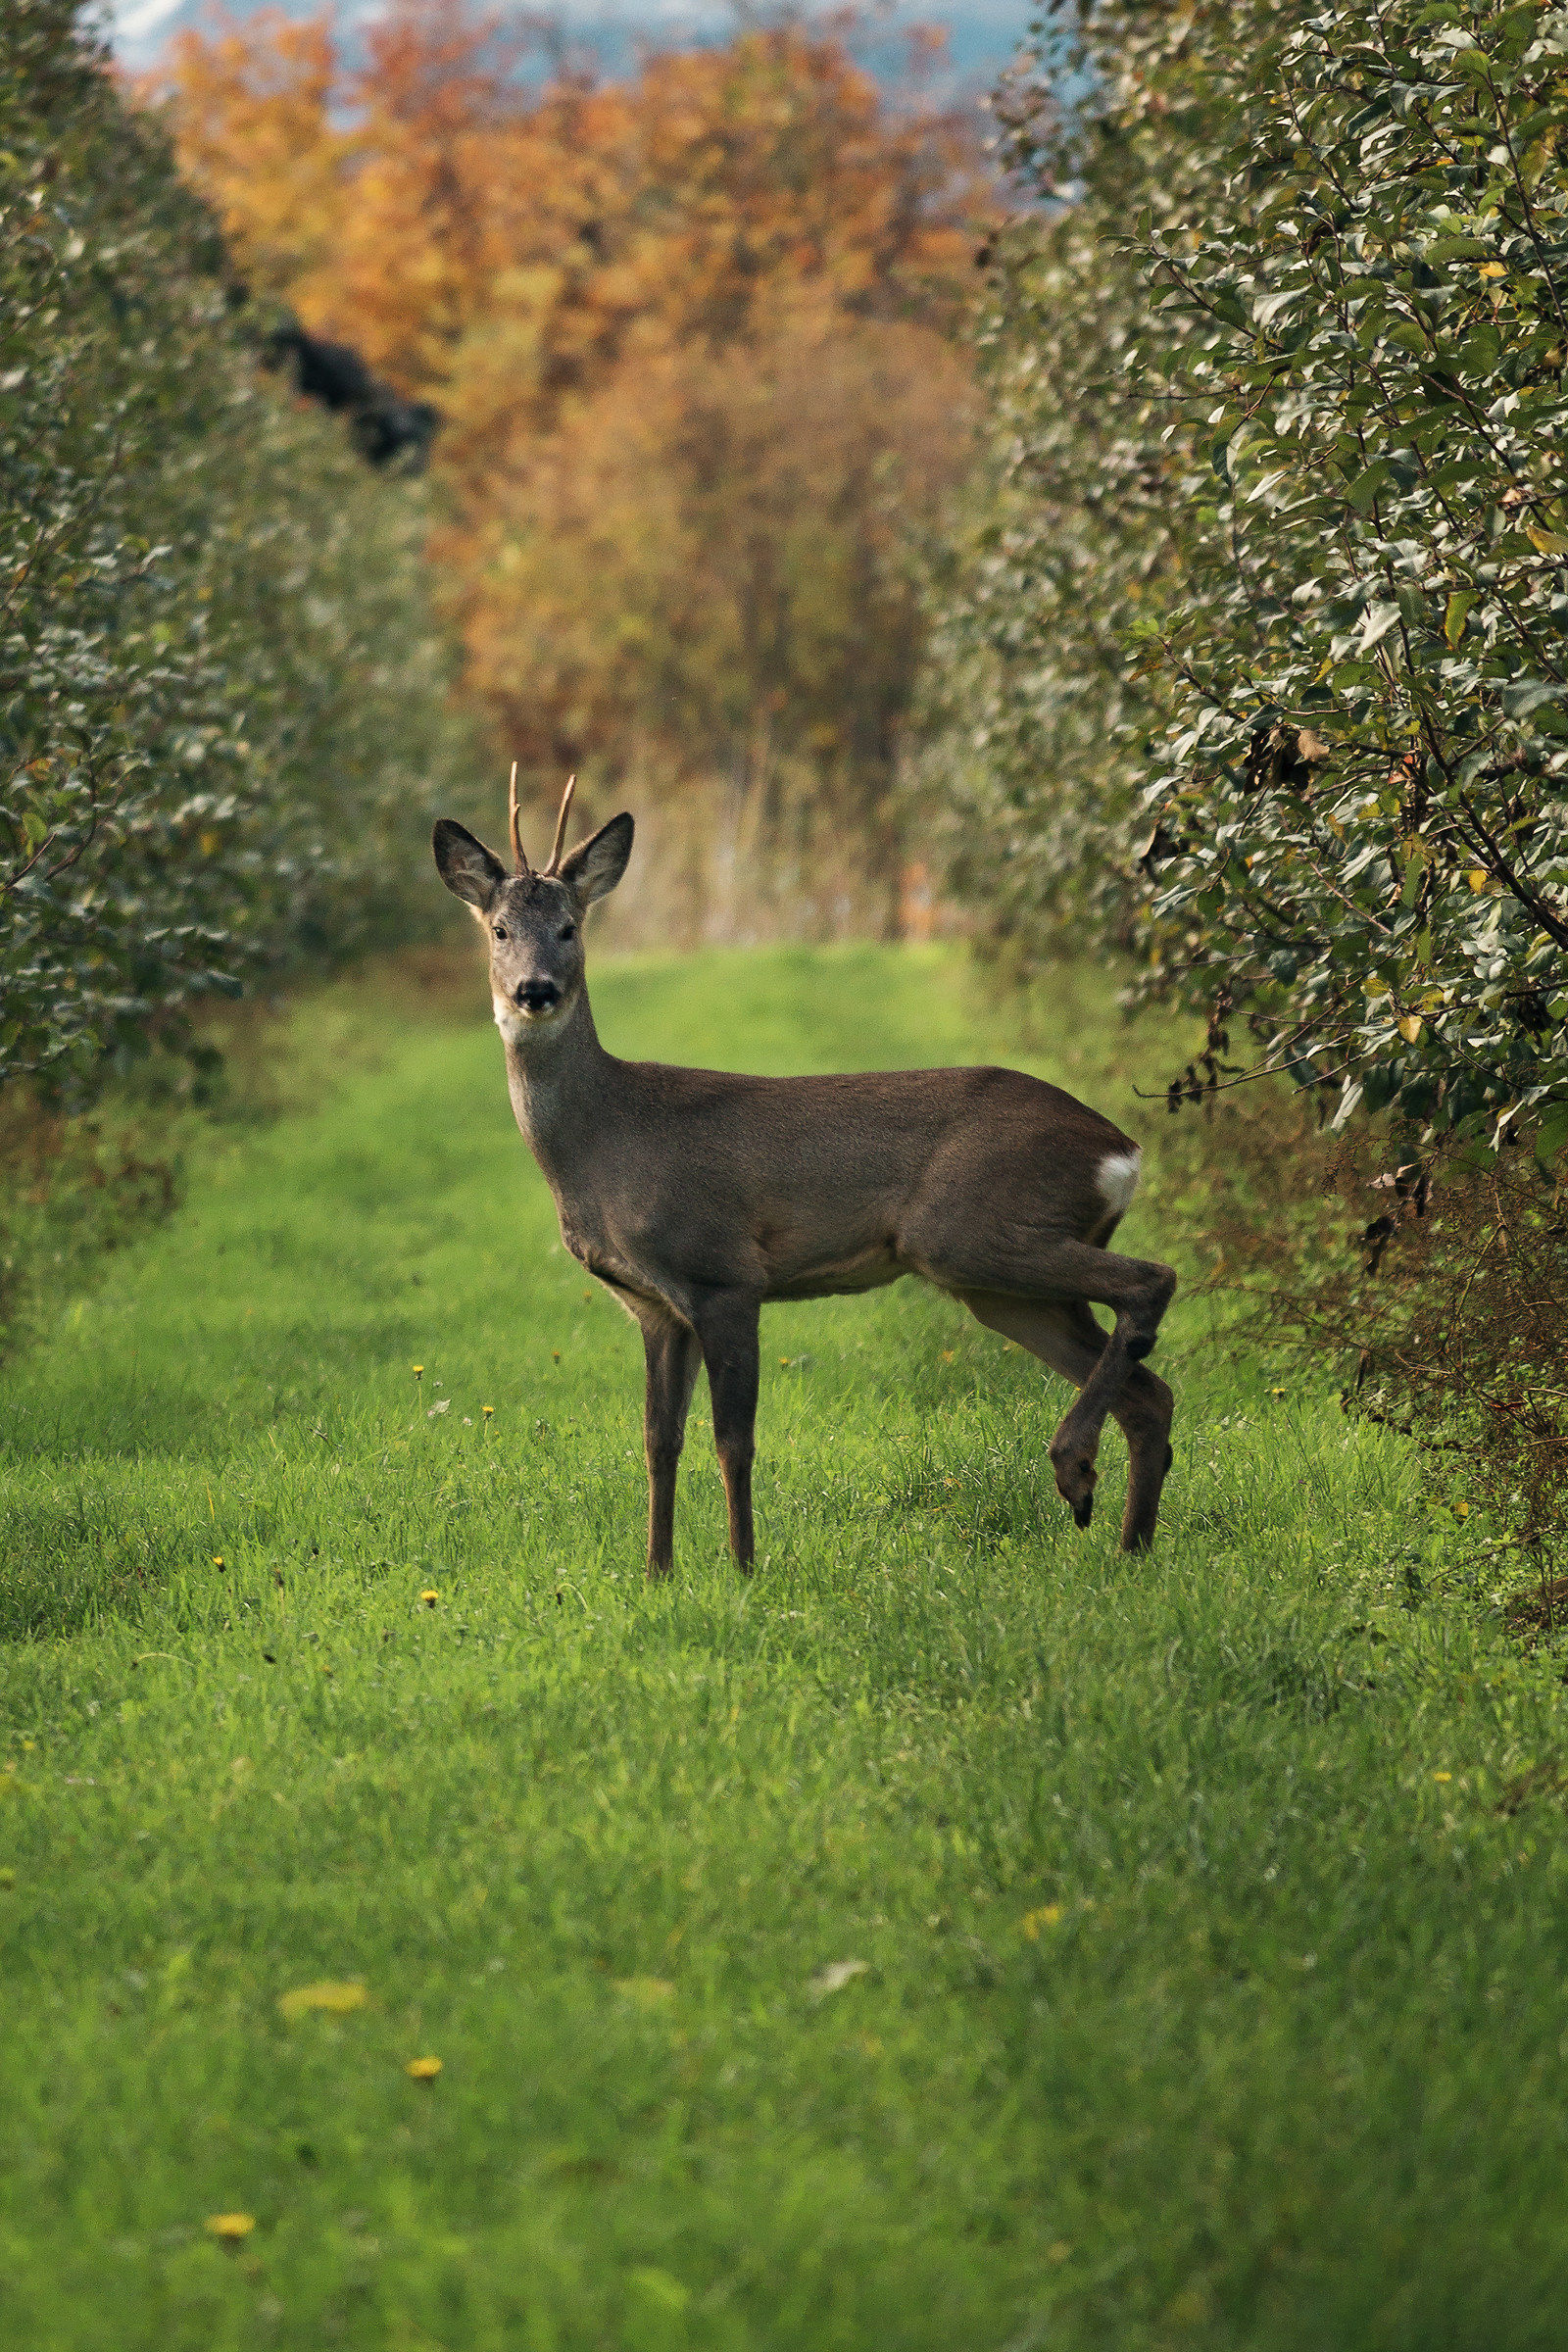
[436, 792, 1177, 1573]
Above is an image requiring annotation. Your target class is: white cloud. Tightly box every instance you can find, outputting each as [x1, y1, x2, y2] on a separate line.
[112, 0, 187, 41]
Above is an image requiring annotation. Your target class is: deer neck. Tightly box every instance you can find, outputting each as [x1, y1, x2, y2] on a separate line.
[500, 985, 617, 1185]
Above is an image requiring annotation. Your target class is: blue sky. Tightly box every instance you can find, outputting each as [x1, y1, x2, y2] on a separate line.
[110, 0, 1035, 95]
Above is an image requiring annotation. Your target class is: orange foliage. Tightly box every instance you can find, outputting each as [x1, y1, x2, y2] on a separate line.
[452, 291, 972, 786]
[162, 9, 354, 309]
[158, 3, 986, 889]
[164, 5, 976, 395]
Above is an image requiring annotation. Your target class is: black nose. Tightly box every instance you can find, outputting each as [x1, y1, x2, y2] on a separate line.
[515, 978, 562, 1014]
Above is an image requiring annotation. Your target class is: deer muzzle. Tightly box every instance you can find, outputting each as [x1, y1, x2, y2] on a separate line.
[514, 977, 563, 1017]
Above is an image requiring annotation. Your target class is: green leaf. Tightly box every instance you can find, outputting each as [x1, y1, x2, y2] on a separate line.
[1347, 459, 1395, 513]
[1535, 1105, 1568, 1170]
[1500, 678, 1564, 720]
[1359, 603, 1403, 652]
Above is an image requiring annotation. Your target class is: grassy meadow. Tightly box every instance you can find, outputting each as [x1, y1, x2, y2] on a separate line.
[2, 942, 1566, 2350]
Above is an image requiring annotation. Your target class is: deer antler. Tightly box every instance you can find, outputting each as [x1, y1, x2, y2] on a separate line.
[544, 773, 576, 875]
[509, 760, 530, 875]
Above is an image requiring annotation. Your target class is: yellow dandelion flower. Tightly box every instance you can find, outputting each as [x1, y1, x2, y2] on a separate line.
[212, 1555, 224, 1568]
[552, 1349, 562, 1363]
[420, 1590, 439, 1606]
[204, 2213, 256, 2242]
[482, 1404, 495, 1418]
[405, 2055, 443, 2081]
[1433, 1770, 1452, 1783]
[412, 1364, 424, 1379]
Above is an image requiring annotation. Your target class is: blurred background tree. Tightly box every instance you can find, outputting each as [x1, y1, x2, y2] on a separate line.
[160, 3, 987, 933]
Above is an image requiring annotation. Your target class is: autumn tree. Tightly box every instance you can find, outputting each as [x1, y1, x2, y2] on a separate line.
[159, 3, 985, 930]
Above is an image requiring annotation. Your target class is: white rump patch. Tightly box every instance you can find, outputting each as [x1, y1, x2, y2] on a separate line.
[1098, 1149, 1142, 1219]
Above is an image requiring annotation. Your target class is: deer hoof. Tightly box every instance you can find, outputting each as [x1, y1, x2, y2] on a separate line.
[1052, 1450, 1097, 1529]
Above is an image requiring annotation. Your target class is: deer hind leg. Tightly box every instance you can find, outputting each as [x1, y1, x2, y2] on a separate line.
[915, 1220, 1174, 1472]
[692, 1293, 761, 1574]
[957, 1291, 1175, 1552]
[1038, 1248, 1175, 1545]
[640, 1312, 702, 1579]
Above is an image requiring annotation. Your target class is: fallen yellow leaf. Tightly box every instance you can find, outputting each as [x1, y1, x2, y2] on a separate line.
[278, 1980, 368, 2021]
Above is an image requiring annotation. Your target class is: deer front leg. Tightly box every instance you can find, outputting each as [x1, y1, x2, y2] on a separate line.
[693, 1294, 761, 1573]
[641, 1314, 701, 1580]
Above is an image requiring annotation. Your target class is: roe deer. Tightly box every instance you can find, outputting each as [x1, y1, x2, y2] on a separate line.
[434, 775, 1177, 1574]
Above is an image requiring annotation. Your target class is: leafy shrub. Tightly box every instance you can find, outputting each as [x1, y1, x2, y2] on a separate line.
[936, 0, 1568, 1144]
[920, 6, 1234, 972]
[0, 0, 475, 1098]
[1181, 1093, 1568, 1556]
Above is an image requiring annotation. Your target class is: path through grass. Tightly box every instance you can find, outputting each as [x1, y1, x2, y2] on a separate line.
[2, 945, 1565, 2349]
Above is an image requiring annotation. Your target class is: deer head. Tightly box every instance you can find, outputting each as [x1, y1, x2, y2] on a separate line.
[433, 771, 634, 1045]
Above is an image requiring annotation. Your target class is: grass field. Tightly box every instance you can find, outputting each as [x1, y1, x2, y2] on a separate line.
[2, 942, 1566, 2351]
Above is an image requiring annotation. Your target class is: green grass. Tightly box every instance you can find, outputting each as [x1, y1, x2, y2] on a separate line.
[2, 942, 1565, 2351]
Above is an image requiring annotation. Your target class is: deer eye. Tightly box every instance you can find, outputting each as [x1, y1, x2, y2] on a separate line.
[559, 922, 576, 941]
[493, 923, 508, 941]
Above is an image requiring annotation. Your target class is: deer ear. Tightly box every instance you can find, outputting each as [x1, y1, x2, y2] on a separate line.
[433, 819, 507, 913]
[559, 811, 634, 906]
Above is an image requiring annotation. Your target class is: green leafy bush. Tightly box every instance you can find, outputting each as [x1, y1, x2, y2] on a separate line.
[920, 7, 1232, 971]
[937, 0, 1568, 1144]
[0, 0, 475, 1097]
